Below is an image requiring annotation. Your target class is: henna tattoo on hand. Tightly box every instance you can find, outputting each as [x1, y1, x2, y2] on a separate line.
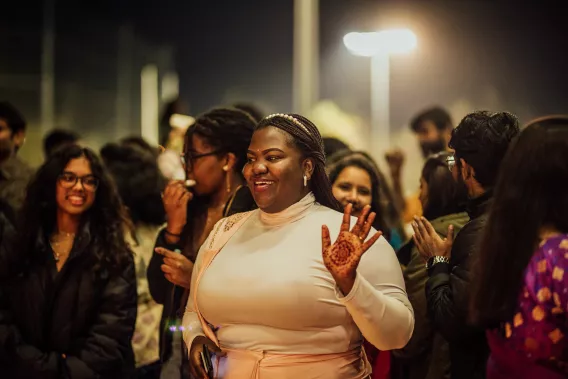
[329, 240, 355, 266]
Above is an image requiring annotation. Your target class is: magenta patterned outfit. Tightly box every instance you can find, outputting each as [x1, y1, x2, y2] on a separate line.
[487, 234, 568, 379]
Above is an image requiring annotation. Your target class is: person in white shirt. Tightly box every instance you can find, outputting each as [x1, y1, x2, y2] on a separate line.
[183, 113, 414, 379]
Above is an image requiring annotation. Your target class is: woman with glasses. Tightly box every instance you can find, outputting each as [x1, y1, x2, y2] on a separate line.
[392, 152, 468, 379]
[147, 107, 257, 376]
[0, 144, 137, 378]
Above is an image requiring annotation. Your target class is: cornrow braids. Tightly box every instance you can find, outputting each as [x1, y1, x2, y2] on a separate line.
[184, 107, 257, 175]
[257, 113, 342, 212]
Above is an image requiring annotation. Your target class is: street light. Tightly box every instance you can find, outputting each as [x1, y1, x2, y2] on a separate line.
[343, 29, 417, 163]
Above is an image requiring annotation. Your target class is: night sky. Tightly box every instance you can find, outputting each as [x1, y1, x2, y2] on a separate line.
[2, 0, 568, 130]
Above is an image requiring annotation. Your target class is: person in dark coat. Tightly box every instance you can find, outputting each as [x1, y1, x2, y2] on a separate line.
[147, 107, 257, 377]
[0, 144, 137, 378]
[412, 111, 520, 379]
[392, 152, 469, 379]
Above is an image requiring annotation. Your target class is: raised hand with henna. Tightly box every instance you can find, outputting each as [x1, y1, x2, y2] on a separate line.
[322, 204, 383, 295]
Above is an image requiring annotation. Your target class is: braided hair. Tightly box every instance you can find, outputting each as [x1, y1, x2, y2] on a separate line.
[257, 114, 342, 212]
[184, 107, 257, 176]
[181, 107, 257, 260]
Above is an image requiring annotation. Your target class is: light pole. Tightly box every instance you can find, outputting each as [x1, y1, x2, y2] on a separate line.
[293, 0, 319, 115]
[343, 29, 416, 163]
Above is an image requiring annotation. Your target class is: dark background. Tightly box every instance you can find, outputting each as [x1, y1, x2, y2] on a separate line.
[1, 1, 567, 164]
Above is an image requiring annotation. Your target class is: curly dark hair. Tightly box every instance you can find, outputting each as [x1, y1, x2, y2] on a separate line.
[100, 142, 166, 226]
[19, 145, 133, 272]
[449, 111, 520, 188]
[471, 116, 568, 327]
[327, 152, 391, 239]
[256, 114, 341, 212]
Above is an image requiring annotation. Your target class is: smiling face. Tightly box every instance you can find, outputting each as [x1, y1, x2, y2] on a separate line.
[55, 156, 97, 216]
[243, 126, 313, 213]
[331, 165, 372, 217]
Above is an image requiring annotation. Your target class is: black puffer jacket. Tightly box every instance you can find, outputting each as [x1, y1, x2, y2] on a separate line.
[425, 192, 492, 379]
[0, 225, 137, 378]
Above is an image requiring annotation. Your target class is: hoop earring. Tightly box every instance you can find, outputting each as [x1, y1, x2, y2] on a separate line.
[303, 175, 308, 187]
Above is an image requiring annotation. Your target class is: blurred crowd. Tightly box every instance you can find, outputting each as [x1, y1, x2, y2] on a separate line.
[0, 99, 567, 379]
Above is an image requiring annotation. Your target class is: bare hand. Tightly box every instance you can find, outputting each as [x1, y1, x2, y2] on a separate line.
[162, 180, 193, 235]
[385, 149, 405, 176]
[189, 335, 225, 379]
[412, 216, 454, 261]
[155, 247, 194, 289]
[322, 204, 382, 295]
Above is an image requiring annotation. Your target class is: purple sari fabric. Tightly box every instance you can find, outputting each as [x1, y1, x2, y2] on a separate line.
[487, 234, 568, 379]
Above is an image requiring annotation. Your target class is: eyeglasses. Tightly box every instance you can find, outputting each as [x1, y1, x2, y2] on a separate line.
[446, 155, 456, 172]
[58, 172, 99, 192]
[181, 150, 222, 167]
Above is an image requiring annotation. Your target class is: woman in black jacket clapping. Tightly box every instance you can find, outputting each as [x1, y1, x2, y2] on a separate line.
[0, 144, 137, 378]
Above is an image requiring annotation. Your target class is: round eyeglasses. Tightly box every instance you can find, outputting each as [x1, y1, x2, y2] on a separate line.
[58, 172, 99, 192]
[180, 149, 222, 167]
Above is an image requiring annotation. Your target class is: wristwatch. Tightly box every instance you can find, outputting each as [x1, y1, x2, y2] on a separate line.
[426, 255, 450, 270]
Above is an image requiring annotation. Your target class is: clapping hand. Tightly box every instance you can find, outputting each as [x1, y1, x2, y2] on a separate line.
[412, 216, 454, 261]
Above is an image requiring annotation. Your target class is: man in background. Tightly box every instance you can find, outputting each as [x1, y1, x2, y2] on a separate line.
[386, 106, 454, 222]
[0, 101, 33, 210]
[414, 111, 520, 379]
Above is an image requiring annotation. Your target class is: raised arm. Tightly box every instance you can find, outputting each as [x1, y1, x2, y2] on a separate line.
[322, 204, 414, 350]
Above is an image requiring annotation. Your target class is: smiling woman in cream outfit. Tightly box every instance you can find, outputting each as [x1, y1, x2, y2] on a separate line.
[183, 114, 414, 379]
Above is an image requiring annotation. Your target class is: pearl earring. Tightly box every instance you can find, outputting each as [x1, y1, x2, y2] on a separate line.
[303, 175, 308, 187]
